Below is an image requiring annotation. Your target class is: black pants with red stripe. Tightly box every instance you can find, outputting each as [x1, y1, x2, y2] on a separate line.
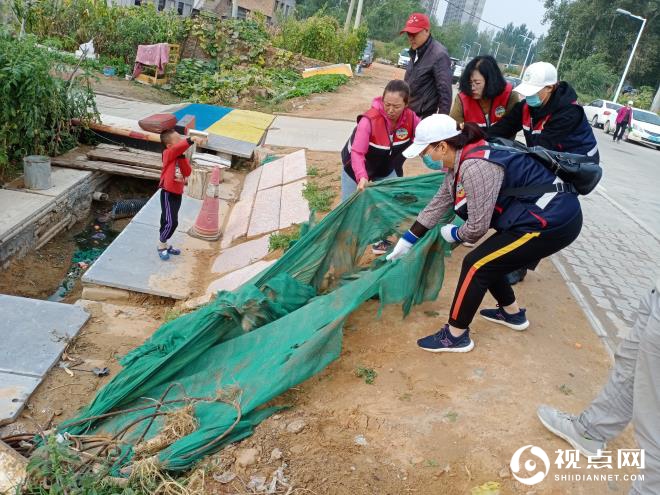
[448, 211, 583, 329]
[159, 190, 182, 243]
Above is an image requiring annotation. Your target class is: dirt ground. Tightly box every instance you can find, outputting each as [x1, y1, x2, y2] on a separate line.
[2, 63, 638, 494]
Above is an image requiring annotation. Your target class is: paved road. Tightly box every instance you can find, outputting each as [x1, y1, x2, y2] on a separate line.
[553, 126, 660, 354]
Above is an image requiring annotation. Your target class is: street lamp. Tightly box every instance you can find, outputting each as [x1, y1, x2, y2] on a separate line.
[474, 42, 481, 56]
[462, 44, 470, 63]
[508, 44, 516, 67]
[612, 8, 647, 103]
[493, 41, 501, 61]
[519, 34, 533, 77]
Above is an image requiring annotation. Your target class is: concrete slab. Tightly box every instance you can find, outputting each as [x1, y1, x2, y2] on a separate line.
[131, 191, 203, 232]
[241, 167, 262, 202]
[95, 94, 184, 120]
[204, 134, 256, 159]
[0, 295, 90, 378]
[265, 116, 354, 152]
[221, 199, 253, 248]
[206, 109, 274, 144]
[247, 187, 282, 237]
[206, 260, 276, 294]
[280, 180, 310, 229]
[0, 189, 52, 242]
[0, 372, 41, 426]
[0, 439, 28, 492]
[82, 223, 213, 299]
[258, 158, 284, 191]
[211, 235, 270, 275]
[15, 167, 91, 198]
[281, 149, 307, 185]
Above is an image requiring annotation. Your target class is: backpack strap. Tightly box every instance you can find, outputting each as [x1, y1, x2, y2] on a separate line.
[500, 182, 577, 197]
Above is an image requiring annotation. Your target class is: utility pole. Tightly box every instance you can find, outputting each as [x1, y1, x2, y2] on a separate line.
[519, 34, 533, 77]
[353, 0, 365, 30]
[508, 45, 516, 67]
[556, 30, 569, 73]
[493, 41, 501, 61]
[612, 9, 647, 103]
[344, 0, 356, 32]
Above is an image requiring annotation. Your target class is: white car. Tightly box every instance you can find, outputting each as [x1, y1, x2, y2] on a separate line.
[604, 108, 660, 150]
[397, 49, 410, 68]
[583, 99, 622, 128]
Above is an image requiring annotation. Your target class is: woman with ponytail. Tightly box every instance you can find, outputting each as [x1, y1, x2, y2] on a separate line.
[386, 115, 582, 353]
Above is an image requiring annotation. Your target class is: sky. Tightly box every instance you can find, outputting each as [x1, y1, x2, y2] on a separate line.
[434, 0, 550, 38]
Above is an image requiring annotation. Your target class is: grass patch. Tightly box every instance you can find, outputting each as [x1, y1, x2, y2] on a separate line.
[269, 226, 300, 252]
[356, 366, 377, 385]
[559, 384, 573, 396]
[307, 166, 319, 177]
[302, 181, 335, 212]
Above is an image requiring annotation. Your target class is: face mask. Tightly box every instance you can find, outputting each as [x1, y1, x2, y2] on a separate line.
[423, 154, 443, 170]
[526, 93, 543, 108]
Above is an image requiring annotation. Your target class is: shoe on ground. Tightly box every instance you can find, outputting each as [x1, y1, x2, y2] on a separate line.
[167, 246, 181, 255]
[371, 239, 393, 255]
[417, 324, 474, 353]
[537, 405, 606, 457]
[480, 305, 529, 331]
[158, 248, 170, 261]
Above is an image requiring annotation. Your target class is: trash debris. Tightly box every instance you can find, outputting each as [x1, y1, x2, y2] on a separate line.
[471, 481, 501, 495]
[286, 419, 306, 434]
[69, 367, 110, 377]
[270, 448, 283, 461]
[354, 434, 368, 446]
[235, 447, 260, 468]
[212, 471, 236, 484]
[247, 475, 267, 491]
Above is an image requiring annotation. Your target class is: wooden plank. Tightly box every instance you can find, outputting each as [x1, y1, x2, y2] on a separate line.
[51, 158, 160, 180]
[87, 148, 162, 170]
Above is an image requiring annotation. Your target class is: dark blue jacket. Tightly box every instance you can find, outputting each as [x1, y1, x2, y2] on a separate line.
[455, 140, 581, 232]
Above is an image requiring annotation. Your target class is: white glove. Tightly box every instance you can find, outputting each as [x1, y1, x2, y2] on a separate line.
[385, 238, 413, 261]
[440, 224, 462, 243]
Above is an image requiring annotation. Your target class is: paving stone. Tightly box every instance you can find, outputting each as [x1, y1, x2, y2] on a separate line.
[241, 167, 262, 202]
[281, 149, 308, 185]
[247, 187, 281, 237]
[221, 199, 253, 248]
[82, 223, 212, 299]
[207, 260, 277, 294]
[212, 236, 270, 275]
[0, 295, 89, 378]
[0, 189, 52, 242]
[279, 180, 310, 229]
[131, 191, 202, 232]
[265, 116, 355, 152]
[258, 158, 284, 191]
[0, 439, 28, 492]
[0, 372, 41, 426]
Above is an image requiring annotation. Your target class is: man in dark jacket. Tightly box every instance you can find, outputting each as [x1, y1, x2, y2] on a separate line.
[401, 13, 452, 120]
[488, 61, 599, 161]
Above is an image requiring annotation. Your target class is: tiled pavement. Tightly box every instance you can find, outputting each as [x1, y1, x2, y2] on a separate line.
[553, 188, 660, 355]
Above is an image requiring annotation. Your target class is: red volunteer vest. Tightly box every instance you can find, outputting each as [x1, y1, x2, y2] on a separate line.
[458, 83, 513, 128]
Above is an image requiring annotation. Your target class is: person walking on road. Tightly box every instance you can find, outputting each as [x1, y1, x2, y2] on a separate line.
[537, 280, 660, 495]
[614, 101, 634, 143]
[401, 13, 452, 122]
[340, 79, 420, 254]
[386, 115, 583, 353]
[450, 55, 519, 129]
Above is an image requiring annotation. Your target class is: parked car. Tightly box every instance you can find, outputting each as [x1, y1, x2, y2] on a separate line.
[360, 40, 374, 68]
[504, 75, 521, 88]
[452, 63, 463, 84]
[604, 107, 660, 150]
[397, 48, 410, 68]
[583, 99, 622, 128]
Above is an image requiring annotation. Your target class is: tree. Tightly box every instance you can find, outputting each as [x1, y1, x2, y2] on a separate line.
[541, 0, 660, 89]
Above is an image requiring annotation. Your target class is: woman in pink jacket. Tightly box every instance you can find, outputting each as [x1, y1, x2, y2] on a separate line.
[340, 80, 421, 253]
[613, 100, 633, 143]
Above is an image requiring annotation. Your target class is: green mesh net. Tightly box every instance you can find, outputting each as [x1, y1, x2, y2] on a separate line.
[61, 173, 456, 472]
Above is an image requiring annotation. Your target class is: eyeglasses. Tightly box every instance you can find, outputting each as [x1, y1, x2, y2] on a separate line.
[469, 80, 484, 88]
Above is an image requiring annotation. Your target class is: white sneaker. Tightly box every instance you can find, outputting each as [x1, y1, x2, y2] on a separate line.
[537, 405, 606, 457]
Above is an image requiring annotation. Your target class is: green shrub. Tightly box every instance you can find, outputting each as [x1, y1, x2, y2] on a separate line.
[269, 226, 301, 252]
[625, 86, 655, 110]
[0, 34, 97, 177]
[561, 54, 618, 103]
[274, 14, 368, 64]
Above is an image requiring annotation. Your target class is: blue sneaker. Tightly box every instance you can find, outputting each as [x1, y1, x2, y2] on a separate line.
[417, 325, 474, 353]
[158, 248, 170, 261]
[480, 306, 529, 331]
[167, 246, 181, 255]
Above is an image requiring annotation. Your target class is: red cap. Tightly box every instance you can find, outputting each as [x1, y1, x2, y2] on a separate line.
[400, 13, 431, 34]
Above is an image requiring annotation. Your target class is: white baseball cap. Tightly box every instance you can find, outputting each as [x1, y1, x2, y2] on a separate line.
[403, 114, 461, 158]
[514, 62, 558, 97]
